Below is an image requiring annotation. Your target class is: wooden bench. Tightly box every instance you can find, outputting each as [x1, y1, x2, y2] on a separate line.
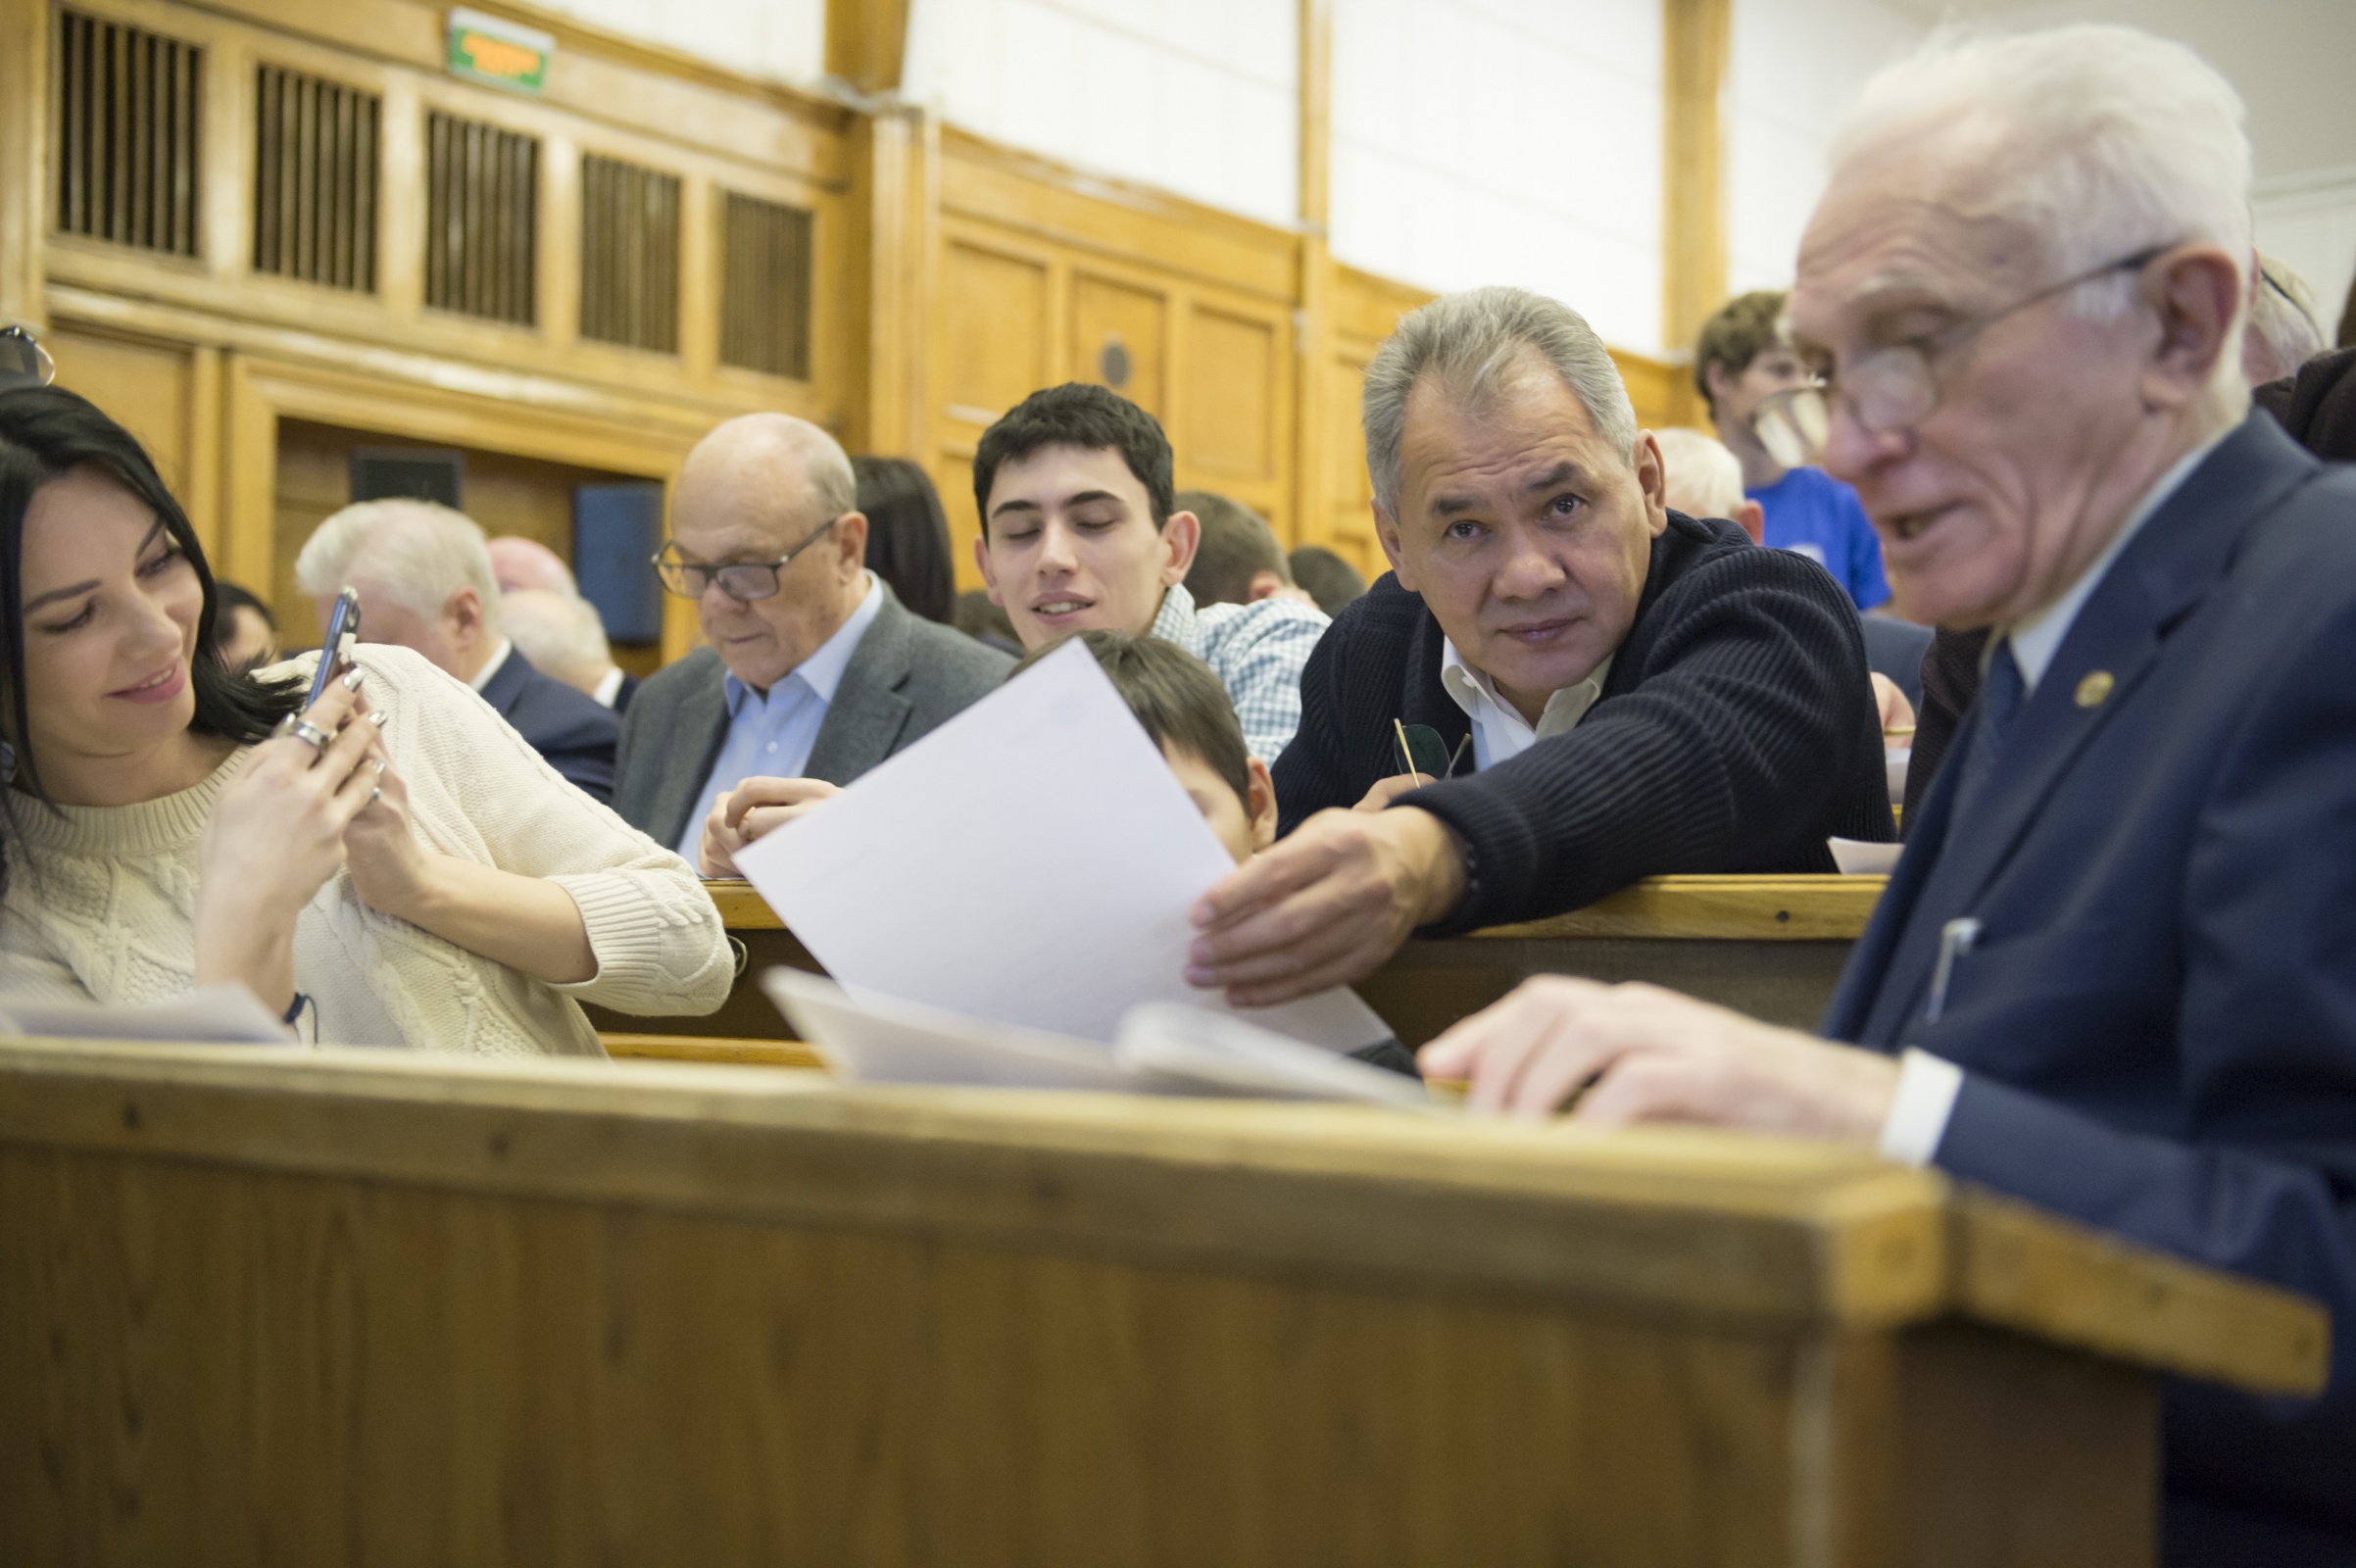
[585, 875, 1889, 1048]
[0, 1035, 2322, 1565]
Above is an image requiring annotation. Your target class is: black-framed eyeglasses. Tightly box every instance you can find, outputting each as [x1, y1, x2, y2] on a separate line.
[0, 325, 55, 391]
[1754, 243, 2176, 468]
[652, 515, 841, 602]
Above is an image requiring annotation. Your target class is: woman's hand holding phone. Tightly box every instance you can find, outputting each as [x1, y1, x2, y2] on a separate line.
[193, 667, 387, 1014]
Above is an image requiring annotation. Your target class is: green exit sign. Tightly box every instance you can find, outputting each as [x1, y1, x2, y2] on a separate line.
[448, 8, 553, 93]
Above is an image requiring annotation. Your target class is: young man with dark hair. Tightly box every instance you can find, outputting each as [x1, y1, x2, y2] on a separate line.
[1177, 489, 1294, 608]
[972, 384, 1328, 762]
[1695, 289, 1890, 612]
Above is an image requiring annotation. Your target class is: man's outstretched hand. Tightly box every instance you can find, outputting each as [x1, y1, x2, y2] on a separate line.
[1187, 805, 1468, 1005]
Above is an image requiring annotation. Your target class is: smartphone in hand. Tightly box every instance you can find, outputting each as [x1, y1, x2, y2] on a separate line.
[305, 587, 362, 710]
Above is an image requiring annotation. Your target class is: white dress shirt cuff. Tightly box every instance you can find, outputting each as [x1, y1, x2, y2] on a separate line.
[1877, 1049, 1965, 1166]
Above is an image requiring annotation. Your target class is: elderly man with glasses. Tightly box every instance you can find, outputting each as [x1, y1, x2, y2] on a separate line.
[613, 414, 1011, 872]
[1421, 26, 2356, 1558]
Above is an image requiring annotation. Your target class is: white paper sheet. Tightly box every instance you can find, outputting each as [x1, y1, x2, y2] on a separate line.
[763, 969, 1431, 1109]
[0, 984, 297, 1045]
[736, 639, 1393, 1052]
[1829, 836, 1904, 875]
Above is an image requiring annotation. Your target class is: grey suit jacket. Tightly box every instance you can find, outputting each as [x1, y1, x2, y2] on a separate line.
[614, 586, 1014, 850]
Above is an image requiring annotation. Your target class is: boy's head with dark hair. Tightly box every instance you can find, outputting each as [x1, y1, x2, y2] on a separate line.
[971, 384, 1203, 652]
[1009, 629, 1275, 863]
[1693, 291, 1811, 475]
[1178, 489, 1292, 608]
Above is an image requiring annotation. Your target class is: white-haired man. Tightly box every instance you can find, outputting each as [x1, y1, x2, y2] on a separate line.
[1188, 286, 1891, 1004]
[614, 414, 1010, 871]
[1419, 28, 2356, 1555]
[501, 587, 636, 712]
[295, 500, 618, 802]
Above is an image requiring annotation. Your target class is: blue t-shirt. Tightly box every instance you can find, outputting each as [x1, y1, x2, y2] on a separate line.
[1746, 466, 1890, 612]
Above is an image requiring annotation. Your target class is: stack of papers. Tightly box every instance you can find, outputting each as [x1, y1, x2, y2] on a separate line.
[734, 640, 1414, 1104]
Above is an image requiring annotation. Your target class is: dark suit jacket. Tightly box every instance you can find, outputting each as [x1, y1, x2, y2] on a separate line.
[614, 585, 1013, 850]
[1823, 415, 2356, 1560]
[610, 670, 640, 715]
[477, 645, 619, 804]
[1274, 511, 1893, 932]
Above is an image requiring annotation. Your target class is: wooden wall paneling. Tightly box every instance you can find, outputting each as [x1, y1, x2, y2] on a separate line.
[47, 322, 197, 505]
[1662, 0, 1731, 365]
[673, 172, 717, 384]
[842, 105, 934, 460]
[1185, 302, 1282, 493]
[539, 131, 580, 355]
[0, 0, 49, 329]
[40, 0, 852, 429]
[1070, 270, 1166, 417]
[199, 20, 250, 287]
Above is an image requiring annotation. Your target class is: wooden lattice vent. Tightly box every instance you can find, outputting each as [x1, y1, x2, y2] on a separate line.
[424, 111, 538, 325]
[719, 191, 813, 380]
[253, 65, 379, 292]
[53, 10, 202, 257]
[579, 154, 680, 354]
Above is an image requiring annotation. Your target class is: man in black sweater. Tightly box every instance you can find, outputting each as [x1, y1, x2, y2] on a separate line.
[1185, 286, 1890, 1005]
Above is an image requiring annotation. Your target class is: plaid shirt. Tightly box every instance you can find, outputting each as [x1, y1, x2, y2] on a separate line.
[1150, 583, 1329, 763]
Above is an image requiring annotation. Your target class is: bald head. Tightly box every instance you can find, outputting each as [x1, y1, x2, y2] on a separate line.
[488, 535, 576, 596]
[676, 414, 858, 545]
[666, 414, 871, 693]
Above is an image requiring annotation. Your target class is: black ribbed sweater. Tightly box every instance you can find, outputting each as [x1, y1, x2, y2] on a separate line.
[1272, 511, 1895, 934]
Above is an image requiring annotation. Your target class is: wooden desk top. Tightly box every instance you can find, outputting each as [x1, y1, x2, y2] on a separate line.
[704, 873, 1890, 943]
[0, 1036, 2321, 1398]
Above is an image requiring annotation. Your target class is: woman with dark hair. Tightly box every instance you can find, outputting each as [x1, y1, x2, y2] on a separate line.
[853, 455, 956, 624]
[0, 387, 730, 1050]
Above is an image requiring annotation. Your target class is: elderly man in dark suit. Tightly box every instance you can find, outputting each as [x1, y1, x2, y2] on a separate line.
[1185, 285, 1890, 1007]
[295, 499, 619, 802]
[1419, 25, 2356, 1560]
[614, 415, 1009, 873]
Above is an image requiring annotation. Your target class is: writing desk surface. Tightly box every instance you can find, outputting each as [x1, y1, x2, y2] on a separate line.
[703, 873, 1890, 942]
[0, 1035, 2319, 1398]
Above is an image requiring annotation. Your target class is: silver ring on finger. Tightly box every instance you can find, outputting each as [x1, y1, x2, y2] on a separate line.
[368, 786, 382, 806]
[286, 719, 333, 752]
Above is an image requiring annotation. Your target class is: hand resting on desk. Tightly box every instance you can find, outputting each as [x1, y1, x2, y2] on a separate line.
[1418, 975, 1899, 1135]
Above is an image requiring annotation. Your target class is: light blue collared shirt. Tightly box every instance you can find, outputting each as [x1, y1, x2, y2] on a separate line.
[675, 575, 885, 862]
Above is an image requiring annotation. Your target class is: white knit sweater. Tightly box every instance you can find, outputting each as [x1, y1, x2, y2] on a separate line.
[0, 644, 733, 1055]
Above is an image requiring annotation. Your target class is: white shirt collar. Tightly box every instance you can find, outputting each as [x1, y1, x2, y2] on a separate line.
[2004, 431, 2227, 693]
[1438, 637, 1613, 765]
[467, 637, 514, 693]
[591, 664, 626, 709]
[726, 573, 885, 710]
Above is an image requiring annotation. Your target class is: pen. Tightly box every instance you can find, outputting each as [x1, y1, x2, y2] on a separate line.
[1925, 916, 1981, 1023]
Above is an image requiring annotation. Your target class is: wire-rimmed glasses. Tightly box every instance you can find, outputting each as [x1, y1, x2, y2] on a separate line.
[652, 515, 841, 602]
[0, 325, 56, 391]
[1753, 244, 2174, 469]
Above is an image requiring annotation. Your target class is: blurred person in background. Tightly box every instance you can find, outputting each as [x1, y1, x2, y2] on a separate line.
[487, 535, 577, 597]
[1288, 544, 1367, 615]
[296, 501, 619, 803]
[2243, 254, 2326, 385]
[853, 456, 957, 625]
[212, 580, 279, 672]
[1697, 290, 1892, 612]
[0, 386, 729, 1052]
[503, 587, 636, 712]
[1179, 489, 1306, 608]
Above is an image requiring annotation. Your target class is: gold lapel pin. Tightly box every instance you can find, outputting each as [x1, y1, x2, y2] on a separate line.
[2075, 669, 2115, 709]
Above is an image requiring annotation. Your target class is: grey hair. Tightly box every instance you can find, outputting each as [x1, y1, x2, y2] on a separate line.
[2246, 255, 2325, 383]
[499, 588, 611, 687]
[294, 498, 503, 631]
[1651, 427, 1746, 520]
[1830, 25, 2252, 328]
[1362, 286, 1639, 517]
